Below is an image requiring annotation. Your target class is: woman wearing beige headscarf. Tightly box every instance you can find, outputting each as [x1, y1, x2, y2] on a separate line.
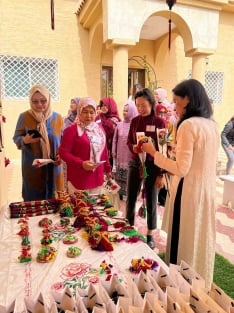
[13, 84, 64, 201]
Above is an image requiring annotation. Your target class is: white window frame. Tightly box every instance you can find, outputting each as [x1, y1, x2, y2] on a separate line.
[0, 55, 59, 101]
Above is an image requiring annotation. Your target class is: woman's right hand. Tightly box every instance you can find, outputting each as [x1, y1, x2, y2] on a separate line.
[141, 138, 156, 157]
[82, 160, 97, 171]
[23, 134, 41, 144]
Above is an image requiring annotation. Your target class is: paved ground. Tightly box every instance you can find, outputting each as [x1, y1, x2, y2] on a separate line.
[5, 158, 234, 264]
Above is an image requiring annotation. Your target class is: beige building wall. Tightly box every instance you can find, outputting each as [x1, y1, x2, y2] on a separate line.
[0, 0, 100, 159]
[212, 10, 234, 129]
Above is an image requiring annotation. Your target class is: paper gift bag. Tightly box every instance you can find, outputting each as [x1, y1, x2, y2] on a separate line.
[192, 287, 227, 313]
[180, 260, 205, 286]
[126, 276, 144, 308]
[75, 289, 88, 313]
[60, 286, 77, 312]
[101, 275, 130, 304]
[167, 293, 184, 313]
[133, 271, 156, 297]
[157, 266, 176, 292]
[190, 287, 225, 313]
[147, 270, 167, 303]
[13, 298, 28, 313]
[49, 302, 58, 313]
[169, 264, 191, 295]
[116, 297, 132, 313]
[31, 293, 48, 313]
[81, 283, 116, 313]
[142, 299, 156, 313]
[210, 283, 234, 312]
[144, 292, 167, 313]
[166, 287, 194, 313]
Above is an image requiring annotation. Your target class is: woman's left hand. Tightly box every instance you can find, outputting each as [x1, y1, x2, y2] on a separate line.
[141, 138, 156, 157]
[155, 175, 165, 189]
[105, 172, 112, 180]
[54, 154, 62, 166]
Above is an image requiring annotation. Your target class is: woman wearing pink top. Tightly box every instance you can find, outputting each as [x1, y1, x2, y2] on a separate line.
[59, 97, 111, 194]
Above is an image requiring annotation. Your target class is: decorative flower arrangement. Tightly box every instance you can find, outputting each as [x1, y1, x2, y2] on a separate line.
[129, 257, 159, 274]
[157, 128, 172, 157]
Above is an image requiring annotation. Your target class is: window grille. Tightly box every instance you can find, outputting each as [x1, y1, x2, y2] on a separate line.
[187, 70, 224, 105]
[205, 71, 224, 105]
[0, 55, 59, 100]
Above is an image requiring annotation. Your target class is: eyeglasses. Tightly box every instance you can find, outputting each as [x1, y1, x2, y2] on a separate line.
[159, 111, 167, 114]
[32, 99, 47, 105]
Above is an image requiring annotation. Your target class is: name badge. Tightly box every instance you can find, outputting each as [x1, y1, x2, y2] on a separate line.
[146, 125, 155, 132]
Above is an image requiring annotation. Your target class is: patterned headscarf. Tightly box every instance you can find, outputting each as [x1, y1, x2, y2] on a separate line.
[29, 84, 52, 159]
[77, 97, 106, 163]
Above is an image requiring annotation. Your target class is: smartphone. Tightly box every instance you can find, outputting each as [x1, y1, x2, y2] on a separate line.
[27, 129, 42, 138]
[95, 160, 106, 167]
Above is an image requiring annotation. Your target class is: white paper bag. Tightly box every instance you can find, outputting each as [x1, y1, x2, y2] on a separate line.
[60, 286, 77, 312]
[210, 283, 234, 312]
[179, 260, 205, 288]
[169, 264, 191, 295]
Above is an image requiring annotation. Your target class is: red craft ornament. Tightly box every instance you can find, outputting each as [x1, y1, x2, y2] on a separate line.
[166, 0, 176, 50]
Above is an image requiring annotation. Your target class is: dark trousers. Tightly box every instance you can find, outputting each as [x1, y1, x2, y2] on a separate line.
[170, 178, 184, 264]
[126, 159, 158, 230]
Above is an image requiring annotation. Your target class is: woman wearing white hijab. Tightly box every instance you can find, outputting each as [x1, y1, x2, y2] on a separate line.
[59, 97, 112, 194]
[13, 84, 64, 201]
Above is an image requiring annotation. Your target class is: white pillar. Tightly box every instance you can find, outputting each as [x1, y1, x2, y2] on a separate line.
[191, 54, 207, 84]
[112, 45, 129, 115]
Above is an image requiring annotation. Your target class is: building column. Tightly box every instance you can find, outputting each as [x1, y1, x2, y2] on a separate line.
[191, 54, 207, 84]
[106, 39, 136, 116]
[112, 45, 129, 114]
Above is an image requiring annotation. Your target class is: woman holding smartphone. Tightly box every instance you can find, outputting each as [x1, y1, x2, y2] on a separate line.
[13, 84, 64, 201]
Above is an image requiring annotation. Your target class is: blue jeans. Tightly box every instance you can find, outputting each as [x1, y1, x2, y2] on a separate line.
[222, 143, 234, 174]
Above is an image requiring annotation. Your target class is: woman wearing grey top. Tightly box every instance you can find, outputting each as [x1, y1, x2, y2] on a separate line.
[221, 117, 234, 174]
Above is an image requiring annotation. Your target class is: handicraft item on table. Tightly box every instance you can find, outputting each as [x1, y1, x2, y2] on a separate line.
[63, 234, 78, 245]
[17, 217, 32, 263]
[9, 199, 58, 218]
[66, 246, 81, 258]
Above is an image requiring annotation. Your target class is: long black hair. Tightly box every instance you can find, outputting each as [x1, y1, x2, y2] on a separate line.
[173, 79, 213, 128]
[134, 88, 156, 116]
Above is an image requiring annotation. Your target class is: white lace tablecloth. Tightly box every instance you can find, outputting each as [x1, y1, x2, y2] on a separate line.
[0, 205, 168, 310]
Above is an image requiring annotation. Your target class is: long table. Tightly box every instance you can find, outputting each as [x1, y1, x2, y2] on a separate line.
[0, 203, 168, 311]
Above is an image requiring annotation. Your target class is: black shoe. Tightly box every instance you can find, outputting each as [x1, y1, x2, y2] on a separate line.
[147, 235, 155, 250]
